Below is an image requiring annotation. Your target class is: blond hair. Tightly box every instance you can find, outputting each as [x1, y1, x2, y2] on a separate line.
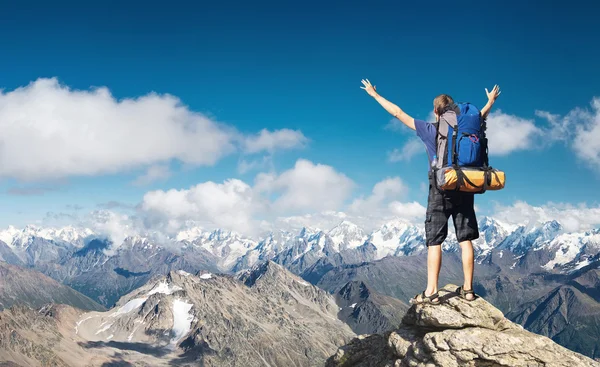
[433, 94, 455, 115]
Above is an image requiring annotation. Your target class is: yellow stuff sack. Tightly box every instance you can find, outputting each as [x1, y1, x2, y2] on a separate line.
[435, 167, 505, 193]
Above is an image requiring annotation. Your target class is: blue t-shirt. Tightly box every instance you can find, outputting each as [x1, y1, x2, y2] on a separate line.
[415, 119, 437, 170]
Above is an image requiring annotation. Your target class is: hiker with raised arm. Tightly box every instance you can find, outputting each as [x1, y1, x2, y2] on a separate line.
[360, 79, 502, 304]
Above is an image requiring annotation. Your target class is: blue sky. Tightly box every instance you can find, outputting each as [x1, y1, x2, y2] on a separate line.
[0, 0, 598, 233]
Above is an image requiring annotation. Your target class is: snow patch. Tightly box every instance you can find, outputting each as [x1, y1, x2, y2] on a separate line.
[510, 255, 525, 270]
[199, 273, 213, 280]
[110, 298, 148, 317]
[148, 281, 183, 296]
[350, 303, 357, 309]
[75, 315, 97, 334]
[542, 233, 586, 271]
[95, 323, 113, 335]
[106, 334, 114, 340]
[170, 299, 194, 348]
[295, 279, 310, 287]
[178, 270, 192, 277]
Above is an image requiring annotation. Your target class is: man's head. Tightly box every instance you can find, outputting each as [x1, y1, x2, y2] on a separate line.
[433, 94, 454, 122]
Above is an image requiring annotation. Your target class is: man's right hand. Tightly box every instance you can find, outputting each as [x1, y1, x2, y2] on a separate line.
[360, 79, 378, 98]
[485, 84, 501, 103]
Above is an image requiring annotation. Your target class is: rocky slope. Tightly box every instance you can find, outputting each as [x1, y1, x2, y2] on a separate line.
[27, 237, 220, 307]
[327, 284, 600, 367]
[0, 262, 104, 312]
[508, 268, 600, 360]
[0, 262, 355, 367]
[336, 280, 409, 335]
[1, 217, 600, 360]
[312, 254, 466, 304]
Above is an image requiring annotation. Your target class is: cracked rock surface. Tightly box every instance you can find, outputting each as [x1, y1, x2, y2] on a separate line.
[327, 284, 600, 367]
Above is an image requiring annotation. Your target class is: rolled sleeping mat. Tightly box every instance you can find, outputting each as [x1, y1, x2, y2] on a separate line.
[435, 167, 505, 193]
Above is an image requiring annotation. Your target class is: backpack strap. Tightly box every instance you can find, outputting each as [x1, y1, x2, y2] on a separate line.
[451, 125, 459, 166]
[480, 113, 490, 168]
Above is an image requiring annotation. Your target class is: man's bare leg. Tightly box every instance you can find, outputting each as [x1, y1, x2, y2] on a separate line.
[425, 245, 442, 299]
[459, 240, 475, 300]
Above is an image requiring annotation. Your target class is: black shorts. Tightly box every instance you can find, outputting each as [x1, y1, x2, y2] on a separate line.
[425, 173, 479, 247]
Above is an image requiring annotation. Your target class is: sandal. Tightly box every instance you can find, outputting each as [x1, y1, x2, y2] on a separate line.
[456, 286, 476, 301]
[410, 291, 440, 305]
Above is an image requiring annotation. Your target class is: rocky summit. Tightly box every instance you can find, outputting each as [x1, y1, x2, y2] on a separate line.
[327, 284, 600, 367]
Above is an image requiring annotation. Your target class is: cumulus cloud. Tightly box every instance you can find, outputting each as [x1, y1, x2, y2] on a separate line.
[492, 201, 600, 233]
[349, 177, 407, 213]
[137, 159, 354, 235]
[389, 201, 427, 219]
[536, 97, 600, 170]
[388, 138, 424, 162]
[0, 78, 307, 181]
[254, 159, 354, 214]
[140, 179, 265, 235]
[486, 110, 541, 155]
[243, 128, 308, 154]
[87, 210, 138, 255]
[132, 160, 430, 235]
[349, 177, 426, 228]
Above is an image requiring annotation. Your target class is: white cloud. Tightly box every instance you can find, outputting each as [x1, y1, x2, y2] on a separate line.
[388, 201, 427, 220]
[0, 78, 307, 181]
[388, 138, 424, 162]
[140, 179, 265, 235]
[274, 211, 349, 232]
[87, 210, 138, 255]
[132, 161, 429, 235]
[486, 110, 541, 155]
[137, 159, 354, 235]
[535, 97, 600, 170]
[350, 177, 408, 213]
[349, 177, 425, 228]
[566, 98, 600, 169]
[492, 201, 600, 232]
[243, 128, 308, 154]
[132, 164, 172, 186]
[255, 159, 354, 214]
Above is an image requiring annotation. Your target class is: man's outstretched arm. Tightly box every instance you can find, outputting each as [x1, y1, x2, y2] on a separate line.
[481, 84, 501, 119]
[361, 79, 415, 130]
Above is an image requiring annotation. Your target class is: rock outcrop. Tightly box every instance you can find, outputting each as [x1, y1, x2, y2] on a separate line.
[327, 284, 600, 367]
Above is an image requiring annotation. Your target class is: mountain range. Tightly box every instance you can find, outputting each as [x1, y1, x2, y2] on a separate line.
[0, 262, 355, 367]
[0, 217, 599, 360]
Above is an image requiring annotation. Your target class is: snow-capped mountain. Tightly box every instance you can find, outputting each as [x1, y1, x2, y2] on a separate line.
[497, 220, 563, 255]
[368, 219, 424, 259]
[179, 228, 257, 270]
[540, 228, 600, 272]
[1, 216, 599, 307]
[0, 224, 94, 248]
[232, 229, 295, 271]
[327, 220, 367, 251]
[67, 264, 353, 366]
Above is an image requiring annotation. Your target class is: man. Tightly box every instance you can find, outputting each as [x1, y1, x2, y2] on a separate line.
[360, 79, 501, 303]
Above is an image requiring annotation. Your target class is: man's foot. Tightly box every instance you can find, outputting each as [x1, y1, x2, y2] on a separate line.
[410, 290, 440, 305]
[456, 286, 476, 301]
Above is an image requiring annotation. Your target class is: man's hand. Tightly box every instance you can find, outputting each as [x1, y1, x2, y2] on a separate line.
[481, 84, 501, 119]
[485, 84, 501, 103]
[360, 79, 378, 98]
[361, 79, 415, 130]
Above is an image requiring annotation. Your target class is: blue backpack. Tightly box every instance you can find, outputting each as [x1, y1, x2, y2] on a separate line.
[434, 102, 488, 169]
